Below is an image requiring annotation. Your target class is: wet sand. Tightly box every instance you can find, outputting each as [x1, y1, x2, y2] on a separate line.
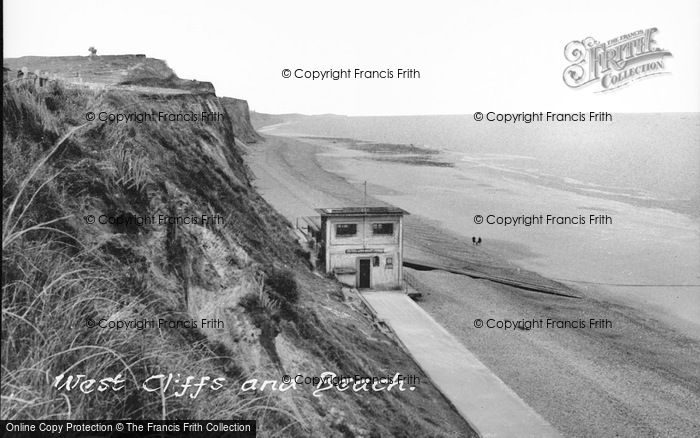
[244, 134, 700, 437]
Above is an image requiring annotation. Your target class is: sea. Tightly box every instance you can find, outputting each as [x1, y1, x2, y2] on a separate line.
[261, 113, 699, 217]
[260, 114, 700, 335]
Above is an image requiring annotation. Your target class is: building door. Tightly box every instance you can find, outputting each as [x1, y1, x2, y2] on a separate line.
[358, 259, 371, 289]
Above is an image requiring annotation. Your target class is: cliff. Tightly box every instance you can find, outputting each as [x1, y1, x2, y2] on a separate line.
[4, 55, 215, 93]
[5, 56, 262, 145]
[1, 58, 474, 437]
[251, 111, 307, 130]
[220, 97, 263, 143]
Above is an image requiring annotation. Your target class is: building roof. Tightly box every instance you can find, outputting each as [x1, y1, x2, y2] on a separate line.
[315, 206, 409, 217]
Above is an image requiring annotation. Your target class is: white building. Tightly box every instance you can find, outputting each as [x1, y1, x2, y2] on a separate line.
[315, 207, 408, 290]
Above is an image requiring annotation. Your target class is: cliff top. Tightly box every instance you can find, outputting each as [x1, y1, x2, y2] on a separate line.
[3, 54, 215, 93]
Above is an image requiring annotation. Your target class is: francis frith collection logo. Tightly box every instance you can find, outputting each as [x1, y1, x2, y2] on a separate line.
[563, 28, 672, 92]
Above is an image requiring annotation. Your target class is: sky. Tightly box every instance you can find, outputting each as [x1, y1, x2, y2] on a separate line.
[3, 0, 700, 115]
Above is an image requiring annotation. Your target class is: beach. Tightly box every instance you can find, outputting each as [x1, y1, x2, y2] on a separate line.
[256, 119, 700, 338]
[317, 140, 700, 336]
[245, 132, 700, 438]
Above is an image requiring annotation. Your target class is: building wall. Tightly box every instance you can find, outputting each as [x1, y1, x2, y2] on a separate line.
[324, 215, 403, 289]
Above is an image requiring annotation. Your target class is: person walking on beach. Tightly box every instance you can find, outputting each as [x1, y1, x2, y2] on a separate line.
[477, 237, 482, 245]
[472, 236, 476, 245]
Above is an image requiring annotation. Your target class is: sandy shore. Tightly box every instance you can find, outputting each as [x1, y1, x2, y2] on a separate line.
[303, 136, 700, 338]
[244, 134, 700, 437]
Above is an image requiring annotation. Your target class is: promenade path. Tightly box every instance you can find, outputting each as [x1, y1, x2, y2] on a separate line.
[362, 291, 561, 438]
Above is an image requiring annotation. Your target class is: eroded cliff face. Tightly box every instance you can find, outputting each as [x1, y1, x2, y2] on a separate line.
[2, 59, 474, 437]
[220, 97, 263, 143]
[5, 56, 263, 145]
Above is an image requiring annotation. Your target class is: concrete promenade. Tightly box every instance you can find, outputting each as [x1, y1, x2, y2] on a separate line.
[361, 291, 561, 438]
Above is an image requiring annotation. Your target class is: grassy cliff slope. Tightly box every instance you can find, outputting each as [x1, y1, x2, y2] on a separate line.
[2, 60, 474, 437]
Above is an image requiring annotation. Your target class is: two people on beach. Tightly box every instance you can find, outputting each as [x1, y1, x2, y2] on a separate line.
[472, 236, 482, 246]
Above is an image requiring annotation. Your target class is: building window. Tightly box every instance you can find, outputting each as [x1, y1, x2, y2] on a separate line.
[373, 256, 380, 267]
[372, 223, 394, 235]
[336, 223, 357, 236]
[386, 257, 393, 269]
